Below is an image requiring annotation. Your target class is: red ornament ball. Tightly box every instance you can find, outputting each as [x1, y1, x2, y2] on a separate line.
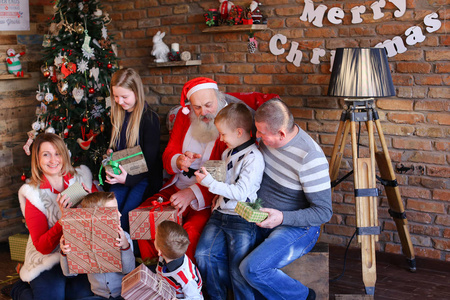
[89, 88, 95, 94]
[67, 124, 73, 129]
[21, 174, 27, 182]
[43, 71, 50, 77]
[82, 117, 88, 123]
[107, 63, 112, 69]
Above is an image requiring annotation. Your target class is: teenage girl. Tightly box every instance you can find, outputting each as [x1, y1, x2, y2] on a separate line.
[105, 68, 162, 232]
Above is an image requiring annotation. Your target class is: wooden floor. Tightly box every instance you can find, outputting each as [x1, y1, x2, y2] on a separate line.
[0, 242, 448, 299]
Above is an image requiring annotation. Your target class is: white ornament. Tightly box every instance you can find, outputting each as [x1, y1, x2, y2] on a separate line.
[94, 9, 102, 17]
[78, 59, 89, 73]
[111, 44, 118, 56]
[45, 127, 55, 134]
[54, 53, 64, 68]
[90, 67, 99, 82]
[32, 121, 41, 131]
[72, 87, 84, 103]
[40, 121, 45, 129]
[101, 26, 108, 40]
[36, 91, 44, 101]
[105, 96, 111, 108]
[82, 32, 93, 55]
[45, 92, 54, 102]
[82, 48, 96, 60]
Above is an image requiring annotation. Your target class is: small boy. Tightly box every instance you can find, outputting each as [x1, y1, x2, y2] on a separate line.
[60, 191, 135, 300]
[193, 103, 265, 300]
[154, 220, 203, 300]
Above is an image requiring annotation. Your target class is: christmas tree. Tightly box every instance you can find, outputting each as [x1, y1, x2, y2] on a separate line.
[27, 0, 118, 175]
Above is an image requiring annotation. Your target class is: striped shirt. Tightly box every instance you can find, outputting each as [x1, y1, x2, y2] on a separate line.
[157, 255, 203, 299]
[257, 125, 332, 227]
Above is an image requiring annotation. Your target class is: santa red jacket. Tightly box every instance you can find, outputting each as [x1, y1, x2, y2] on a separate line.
[162, 108, 227, 210]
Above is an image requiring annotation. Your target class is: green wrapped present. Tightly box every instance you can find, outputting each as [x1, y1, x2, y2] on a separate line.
[235, 201, 268, 223]
[8, 234, 29, 262]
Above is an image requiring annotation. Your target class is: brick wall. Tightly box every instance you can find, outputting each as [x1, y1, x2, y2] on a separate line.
[0, 0, 447, 261]
[104, 0, 449, 261]
[0, 0, 53, 240]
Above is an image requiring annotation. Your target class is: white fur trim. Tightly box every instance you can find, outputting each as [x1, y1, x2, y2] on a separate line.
[182, 106, 190, 115]
[186, 82, 218, 100]
[190, 184, 206, 210]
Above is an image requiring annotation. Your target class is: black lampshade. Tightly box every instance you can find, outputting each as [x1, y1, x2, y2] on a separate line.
[328, 48, 395, 99]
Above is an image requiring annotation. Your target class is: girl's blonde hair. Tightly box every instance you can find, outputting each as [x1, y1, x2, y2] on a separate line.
[109, 68, 146, 149]
[30, 133, 75, 186]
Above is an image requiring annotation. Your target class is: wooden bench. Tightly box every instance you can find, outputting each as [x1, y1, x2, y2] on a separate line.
[282, 242, 329, 300]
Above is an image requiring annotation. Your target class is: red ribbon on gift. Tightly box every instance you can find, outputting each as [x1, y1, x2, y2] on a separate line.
[148, 200, 181, 239]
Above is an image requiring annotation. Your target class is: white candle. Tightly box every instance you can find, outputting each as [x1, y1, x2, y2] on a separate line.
[171, 43, 179, 52]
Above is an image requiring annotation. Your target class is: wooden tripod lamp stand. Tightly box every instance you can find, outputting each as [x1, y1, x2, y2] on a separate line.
[327, 48, 416, 295]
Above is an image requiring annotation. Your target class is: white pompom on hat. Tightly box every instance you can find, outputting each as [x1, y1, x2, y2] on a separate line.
[180, 77, 218, 115]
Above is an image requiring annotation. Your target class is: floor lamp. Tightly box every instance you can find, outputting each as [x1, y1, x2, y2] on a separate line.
[327, 48, 416, 295]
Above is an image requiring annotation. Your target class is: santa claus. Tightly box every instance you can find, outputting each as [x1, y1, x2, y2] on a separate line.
[137, 77, 230, 262]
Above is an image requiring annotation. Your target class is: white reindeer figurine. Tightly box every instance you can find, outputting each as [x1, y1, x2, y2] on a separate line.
[151, 31, 170, 63]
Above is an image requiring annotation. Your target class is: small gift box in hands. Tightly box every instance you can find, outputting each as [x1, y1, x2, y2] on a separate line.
[105, 145, 148, 176]
[61, 207, 122, 274]
[60, 182, 88, 207]
[129, 197, 182, 240]
[235, 198, 269, 223]
[203, 160, 226, 182]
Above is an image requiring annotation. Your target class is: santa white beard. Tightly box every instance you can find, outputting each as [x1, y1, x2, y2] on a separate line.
[189, 112, 219, 143]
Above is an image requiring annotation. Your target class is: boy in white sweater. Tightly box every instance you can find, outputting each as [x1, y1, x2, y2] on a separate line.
[194, 103, 265, 300]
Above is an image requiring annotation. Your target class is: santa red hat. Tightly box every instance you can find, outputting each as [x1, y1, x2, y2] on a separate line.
[180, 77, 218, 115]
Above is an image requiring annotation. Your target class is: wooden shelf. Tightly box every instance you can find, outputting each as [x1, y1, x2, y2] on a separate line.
[202, 24, 268, 33]
[150, 60, 202, 68]
[0, 73, 31, 80]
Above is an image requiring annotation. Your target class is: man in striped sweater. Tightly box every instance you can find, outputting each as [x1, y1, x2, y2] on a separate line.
[240, 99, 333, 300]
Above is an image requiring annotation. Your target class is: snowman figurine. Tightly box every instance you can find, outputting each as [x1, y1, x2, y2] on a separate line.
[6, 48, 25, 77]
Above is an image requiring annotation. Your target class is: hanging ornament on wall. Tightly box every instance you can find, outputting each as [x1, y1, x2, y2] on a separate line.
[247, 33, 258, 54]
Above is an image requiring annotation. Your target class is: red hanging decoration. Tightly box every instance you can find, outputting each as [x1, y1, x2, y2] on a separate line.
[89, 87, 95, 94]
[21, 173, 27, 182]
[107, 63, 112, 69]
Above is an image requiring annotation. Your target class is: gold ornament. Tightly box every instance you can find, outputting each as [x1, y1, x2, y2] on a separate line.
[76, 24, 84, 34]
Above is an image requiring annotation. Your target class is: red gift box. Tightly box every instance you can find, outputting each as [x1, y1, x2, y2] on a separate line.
[61, 207, 122, 274]
[121, 264, 175, 300]
[129, 201, 182, 240]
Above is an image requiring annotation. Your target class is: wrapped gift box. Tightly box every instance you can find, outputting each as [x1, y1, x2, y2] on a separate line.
[203, 160, 226, 182]
[121, 264, 175, 300]
[61, 182, 88, 207]
[129, 204, 181, 240]
[105, 145, 148, 176]
[8, 233, 29, 262]
[61, 207, 122, 274]
[235, 202, 269, 223]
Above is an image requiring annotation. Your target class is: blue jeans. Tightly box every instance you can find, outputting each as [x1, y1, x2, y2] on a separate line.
[195, 211, 259, 300]
[109, 179, 148, 232]
[240, 225, 320, 300]
[11, 264, 93, 300]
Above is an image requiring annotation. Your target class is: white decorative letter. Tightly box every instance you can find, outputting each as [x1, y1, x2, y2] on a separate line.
[300, 0, 328, 28]
[286, 42, 303, 67]
[405, 26, 426, 46]
[311, 48, 326, 64]
[388, 0, 406, 18]
[375, 36, 407, 57]
[370, 0, 386, 20]
[424, 13, 441, 33]
[351, 6, 366, 24]
[269, 34, 287, 56]
[327, 7, 344, 25]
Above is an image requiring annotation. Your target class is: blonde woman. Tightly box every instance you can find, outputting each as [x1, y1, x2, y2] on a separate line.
[105, 68, 162, 232]
[11, 133, 93, 300]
